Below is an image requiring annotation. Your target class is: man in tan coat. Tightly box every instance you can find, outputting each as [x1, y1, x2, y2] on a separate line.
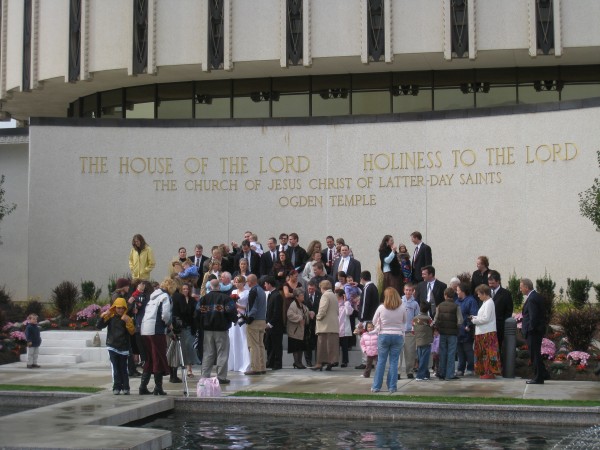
[311, 280, 339, 371]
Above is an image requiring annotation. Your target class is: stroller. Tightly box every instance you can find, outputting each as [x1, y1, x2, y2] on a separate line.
[167, 331, 189, 397]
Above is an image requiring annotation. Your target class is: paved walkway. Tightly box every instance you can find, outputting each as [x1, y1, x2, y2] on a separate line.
[2, 360, 599, 449]
[1, 359, 599, 401]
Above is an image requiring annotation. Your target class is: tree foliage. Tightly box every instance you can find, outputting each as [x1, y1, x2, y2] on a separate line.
[578, 150, 600, 230]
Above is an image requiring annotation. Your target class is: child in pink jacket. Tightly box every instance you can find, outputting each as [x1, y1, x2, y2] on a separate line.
[360, 322, 378, 378]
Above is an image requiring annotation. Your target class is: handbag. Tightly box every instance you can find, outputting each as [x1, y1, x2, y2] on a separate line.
[196, 377, 222, 397]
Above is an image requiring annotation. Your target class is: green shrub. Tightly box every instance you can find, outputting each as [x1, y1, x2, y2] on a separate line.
[567, 278, 593, 309]
[594, 283, 600, 303]
[507, 271, 523, 310]
[536, 272, 556, 326]
[51, 281, 79, 318]
[81, 280, 102, 302]
[0, 285, 24, 323]
[24, 299, 44, 317]
[557, 305, 600, 352]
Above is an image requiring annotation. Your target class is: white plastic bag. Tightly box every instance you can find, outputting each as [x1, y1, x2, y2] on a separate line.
[196, 377, 222, 397]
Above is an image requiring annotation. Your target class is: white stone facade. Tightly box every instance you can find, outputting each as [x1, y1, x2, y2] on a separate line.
[0, 0, 600, 119]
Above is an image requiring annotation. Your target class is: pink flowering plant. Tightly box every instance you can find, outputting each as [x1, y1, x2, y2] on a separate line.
[513, 312, 523, 329]
[541, 338, 556, 360]
[567, 351, 591, 367]
[9, 330, 26, 342]
[76, 304, 102, 321]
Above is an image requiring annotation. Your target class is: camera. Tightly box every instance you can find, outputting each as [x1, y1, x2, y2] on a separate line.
[172, 317, 184, 334]
[237, 314, 253, 326]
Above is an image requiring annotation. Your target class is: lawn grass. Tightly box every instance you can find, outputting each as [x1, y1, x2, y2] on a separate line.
[231, 391, 600, 407]
[0, 384, 101, 393]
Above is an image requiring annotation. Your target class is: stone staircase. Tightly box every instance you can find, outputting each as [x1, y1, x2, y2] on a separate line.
[20, 329, 364, 367]
[20, 330, 109, 365]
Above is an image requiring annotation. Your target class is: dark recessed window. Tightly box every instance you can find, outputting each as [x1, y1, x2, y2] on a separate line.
[367, 0, 385, 62]
[132, 0, 148, 74]
[208, 0, 224, 70]
[312, 75, 350, 117]
[158, 83, 193, 119]
[286, 0, 303, 66]
[450, 0, 468, 58]
[272, 77, 309, 117]
[126, 85, 155, 118]
[195, 80, 231, 119]
[352, 73, 390, 115]
[536, 0, 554, 56]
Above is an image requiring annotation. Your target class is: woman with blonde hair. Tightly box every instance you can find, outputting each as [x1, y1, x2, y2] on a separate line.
[139, 277, 175, 395]
[370, 287, 406, 393]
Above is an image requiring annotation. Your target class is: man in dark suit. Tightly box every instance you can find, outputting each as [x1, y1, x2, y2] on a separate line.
[234, 240, 261, 276]
[410, 231, 432, 283]
[260, 237, 278, 278]
[414, 265, 446, 319]
[355, 270, 380, 369]
[286, 232, 308, 272]
[332, 244, 361, 282]
[277, 233, 289, 253]
[193, 244, 209, 275]
[303, 280, 321, 367]
[488, 270, 513, 358]
[321, 235, 337, 275]
[264, 277, 284, 370]
[520, 277, 549, 384]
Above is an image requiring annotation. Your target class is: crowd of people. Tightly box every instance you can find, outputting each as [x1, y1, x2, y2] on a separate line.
[95, 231, 548, 395]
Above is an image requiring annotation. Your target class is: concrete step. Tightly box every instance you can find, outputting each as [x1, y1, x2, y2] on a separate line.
[42, 338, 91, 348]
[21, 353, 82, 364]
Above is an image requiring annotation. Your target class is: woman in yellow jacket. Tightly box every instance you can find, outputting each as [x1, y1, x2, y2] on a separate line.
[129, 234, 156, 281]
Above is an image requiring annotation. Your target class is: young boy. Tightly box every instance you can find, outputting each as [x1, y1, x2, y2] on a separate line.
[433, 287, 463, 381]
[178, 259, 199, 281]
[25, 313, 42, 369]
[413, 302, 433, 381]
[97, 297, 135, 394]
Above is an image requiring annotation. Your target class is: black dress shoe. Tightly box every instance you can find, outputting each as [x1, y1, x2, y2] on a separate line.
[355, 364, 366, 370]
[340, 363, 347, 368]
[332, 362, 339, 367]
[218, 378, 230, 384]
[526, 379, 544, 384]
[325, 364, 333, 371]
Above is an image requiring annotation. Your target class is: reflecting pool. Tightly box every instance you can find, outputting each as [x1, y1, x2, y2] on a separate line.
[134, 411, 595, 449]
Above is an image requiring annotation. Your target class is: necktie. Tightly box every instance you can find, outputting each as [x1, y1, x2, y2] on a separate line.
[272, 251, 276, 261]
[427, 282, 433, 303]
[195, 258, 200, 267]
[491, 288, 496, 298]
[413, 245, 419, 263]
[328, 249, 333, 263]
[291, 249, 296, 266]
